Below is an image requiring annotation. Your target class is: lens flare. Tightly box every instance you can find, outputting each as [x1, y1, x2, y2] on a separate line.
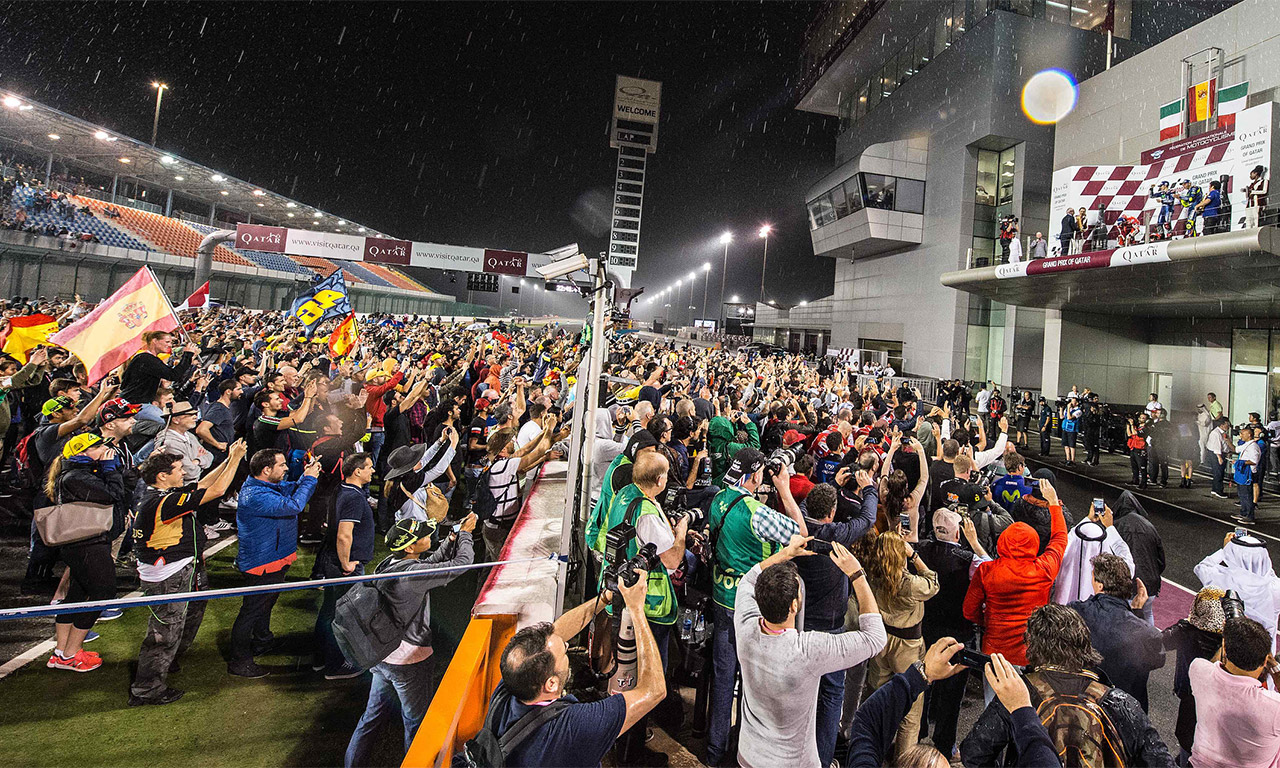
[1021, 69, 1078, 125]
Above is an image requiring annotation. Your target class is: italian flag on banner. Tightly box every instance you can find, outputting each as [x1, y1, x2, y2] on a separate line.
[1217, 81, 1248, 129]
[1159, 99, 1183, 141]
[1188, 78, 1216, 123]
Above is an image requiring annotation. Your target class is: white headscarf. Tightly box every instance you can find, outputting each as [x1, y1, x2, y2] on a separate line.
[1052, 519, 1135, 605]
[590, 408, 625, 501]
[1196, 536, 1280, 650]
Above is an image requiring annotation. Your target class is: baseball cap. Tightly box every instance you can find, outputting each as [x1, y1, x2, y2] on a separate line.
[62, 432, 102, 458]
[475, 398, 492, 410]
[99, 398, 142, 424]
[385, 518, 438, 552]
[41, 396, 75, 417]
[783, 429, 808, 448]
[945, 482, 992, 511]
[366, 368, 388, 382]
[724, 447, 766, 486]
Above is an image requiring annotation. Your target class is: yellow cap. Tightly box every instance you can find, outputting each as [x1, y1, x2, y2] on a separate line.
[62, 432, 103, 459]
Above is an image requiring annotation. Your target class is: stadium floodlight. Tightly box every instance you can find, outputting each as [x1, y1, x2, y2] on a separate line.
[759, 224, 772, 238]
[702, 262, 710, 271]
[676, 279, 683, 287]
[720, 232, 732, 245]
[118, 157, 131, 164]
[252, 189, 265, 196]
[2, 96, 20, 108]
[257, 203, 264, 207]
[220, 190, 229, 196]
[160, 156, 177, 165]
[286, 202, 297, 208]
[799, 300, 807, 306]
[730, 294, 739, 303]
[174, 175, 184, 181]
[287, 213, 295, 218]
[313, 212, 322, 218]
[94, 130, 110, 140]
[358, 227, 366, 232]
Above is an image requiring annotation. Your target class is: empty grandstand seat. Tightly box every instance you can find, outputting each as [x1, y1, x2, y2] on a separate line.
[77, 197, 250, 266]
[4, 187, 150, 251]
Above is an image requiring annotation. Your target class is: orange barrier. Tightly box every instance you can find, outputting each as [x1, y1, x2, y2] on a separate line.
[403, 613, 517, 768]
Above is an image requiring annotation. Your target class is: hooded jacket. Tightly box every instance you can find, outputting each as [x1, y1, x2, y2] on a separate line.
[1112, 490, 1165, 598]
[1071, 593, 1165, 709]
[707, 415, 759, 486]
[963, 502, 1067, 665]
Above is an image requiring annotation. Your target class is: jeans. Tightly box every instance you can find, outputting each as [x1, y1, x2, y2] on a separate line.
[315, 561, 363, 670]
[1147, 449, 1169, 485]
[230, 566, 290, 664]
[1212, 458, 1226, 495]
[366, 429, 385, 466]
[838, 659, 870, 742]
[816, 666, 844, 767]
[926, 665, 969, 757]
[1239, 481, 1256, 521]
[1130, 449, 1148, 486]
[131, 562, 208, 700]
[707, 602, 738, 765]
[344, 657, 436, 767]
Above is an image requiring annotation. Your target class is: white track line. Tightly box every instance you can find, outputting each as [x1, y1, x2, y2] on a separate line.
[0, 534, 238, 681]
[1161, 576, 1198, 596]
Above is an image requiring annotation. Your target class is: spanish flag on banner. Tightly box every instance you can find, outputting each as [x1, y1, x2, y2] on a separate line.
[49, 267, 180, 384]
[328, 312, 359, 359]
[1188, 78, 1216, 123]
[0, 314, 59, 363]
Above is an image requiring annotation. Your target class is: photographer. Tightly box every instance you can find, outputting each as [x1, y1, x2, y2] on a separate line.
[1195, 532, 1280, 652]
[735, 537, 886, 767]
[1189, 616, 1280, 768]
[705, 447, 807, 766]
[488, 574, 665, 768]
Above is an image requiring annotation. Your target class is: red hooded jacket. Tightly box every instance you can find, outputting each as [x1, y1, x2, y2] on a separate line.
[962, 502, 1067, 665]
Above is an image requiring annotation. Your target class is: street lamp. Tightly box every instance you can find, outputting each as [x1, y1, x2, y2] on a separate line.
[675, 279, 684, 326]
[758, 224, 773, 303]
[718, 232, 732, 328]
[150, 82, 169, 147]
[700, 261, 711, 326]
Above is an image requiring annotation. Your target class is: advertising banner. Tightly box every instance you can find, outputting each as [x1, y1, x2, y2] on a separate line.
[407, 241, 484, 271]
[995, 241, 1170, 279]
[236, 224, 288, 253]
[362, 237, 411, 265]
[1051, 102, 1272, 246]
[285, 230, 365, 262]
[482, 249, 528, 276]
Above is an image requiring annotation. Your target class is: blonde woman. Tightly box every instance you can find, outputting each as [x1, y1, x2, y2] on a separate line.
[863, 529, 940, 762]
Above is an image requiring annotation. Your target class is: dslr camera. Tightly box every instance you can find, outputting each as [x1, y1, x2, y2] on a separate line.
[603, 541, 659, 596]
[766, 447, 797, 477]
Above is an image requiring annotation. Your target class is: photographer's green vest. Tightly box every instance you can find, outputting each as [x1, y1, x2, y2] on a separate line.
[708, 485, 779, 611]
[599, 484, 677, 626]
[587, 453, 631, 554]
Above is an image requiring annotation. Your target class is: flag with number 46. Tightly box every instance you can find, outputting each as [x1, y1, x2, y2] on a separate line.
[291, 269, 352, 334]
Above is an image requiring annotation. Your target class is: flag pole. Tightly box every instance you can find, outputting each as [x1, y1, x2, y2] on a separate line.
[148, 266, 191, 344]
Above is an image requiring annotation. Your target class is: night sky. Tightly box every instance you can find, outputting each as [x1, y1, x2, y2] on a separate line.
[0, 1, 837, 314]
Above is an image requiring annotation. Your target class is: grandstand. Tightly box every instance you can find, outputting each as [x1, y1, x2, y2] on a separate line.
[0, 87, 445, 296]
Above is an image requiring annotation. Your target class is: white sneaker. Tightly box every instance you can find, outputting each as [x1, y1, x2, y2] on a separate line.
[203, 525, 221, 540]
[209, 519, 234, 532]
[222, 495, 239, 510]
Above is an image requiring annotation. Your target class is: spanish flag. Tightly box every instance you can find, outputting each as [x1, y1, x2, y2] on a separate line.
[49, 267, 180, 384]
[1188, 78, 1216, 123]
[328, 312, 359, 359]
[0, 313, 59, 363]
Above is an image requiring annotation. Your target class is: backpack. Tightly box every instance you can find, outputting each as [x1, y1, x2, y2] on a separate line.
[469, 463, 499, 523]
[332, 559, 430, 671]
[453, 687, 570, 768]
[1026, 669, 1128, 768]
[12, 431, 36, 476]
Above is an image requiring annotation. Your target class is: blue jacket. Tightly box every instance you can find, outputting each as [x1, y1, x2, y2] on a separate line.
[236, 474, 318, 573]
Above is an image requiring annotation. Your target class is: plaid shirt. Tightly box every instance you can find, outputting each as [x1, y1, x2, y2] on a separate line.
[749, 499, 801, 545]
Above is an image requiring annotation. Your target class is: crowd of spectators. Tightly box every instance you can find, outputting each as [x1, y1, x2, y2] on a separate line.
[1, 173, 104, 245]
[6, 294, 1280, 768]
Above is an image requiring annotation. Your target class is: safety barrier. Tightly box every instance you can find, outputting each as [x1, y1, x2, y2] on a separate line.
[403, 613, 517, 768]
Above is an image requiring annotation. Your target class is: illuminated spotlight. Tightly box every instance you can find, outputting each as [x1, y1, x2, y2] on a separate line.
[220, 190, 229, 196]
[702, 262, 710, 271]
[730, 294, 739, 302]
[286, 202, 297, 208]
[160, 156, 177, 165]
[174, 175, 184, 181]
[252, 189, 266, 196]
[759, 224, 772, 237]
[211, 174, 225, 182]
[94, 130, 110, 140]
[287, 213, 295, 218]
[313, 212, 322, 218]
[358, 227, 366, 232]
[720, 231, 732, 244]
[338, 220, 346, 225]
[118, 157, 131, 164]
[1021, 69, 1077, 125]
[2, 96, 21, 108]
[257, 203, 264, 207]
[46, 133, 60, 140]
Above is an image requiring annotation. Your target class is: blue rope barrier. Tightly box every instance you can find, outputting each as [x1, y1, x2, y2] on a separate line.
[0, 553, 568, 621]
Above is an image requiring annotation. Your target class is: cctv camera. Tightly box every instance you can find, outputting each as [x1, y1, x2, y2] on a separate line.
[536, 252, 589, 281]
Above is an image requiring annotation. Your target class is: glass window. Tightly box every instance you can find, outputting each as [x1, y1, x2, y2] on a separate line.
[895, 178, 925, 213]
[935, 7, 953, 52]
[880, 61, 897, 98]
[1071, 0, 1106, 30]
[976, 150, 998, 206]
[861, 174, 896, 210]
[866, 75, 881, 110]
[831, 182, 851, 219]
[1044, 0, 1070, 24]
[897, 44, 915, 86]
[844, 177, 865, 214]
[808, 195, 835, 230]
[1233, 329, 1270, 372]
[854, 81, 869, 122]
[1231, 372, 1268, 428]
[998, 148, 1016, 207]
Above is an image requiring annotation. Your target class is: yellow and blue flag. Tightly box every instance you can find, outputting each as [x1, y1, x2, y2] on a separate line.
[291, 270, 351, 333]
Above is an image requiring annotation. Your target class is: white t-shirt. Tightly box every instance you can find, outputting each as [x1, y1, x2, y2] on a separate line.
[514, 419, 543, 450]
[1240, 439, 1263, 467]
[975, 390, 991, 413]
[138, 555, 195, 584]
[636, 504, 676, 557]
[1145, 401, 1163, 418]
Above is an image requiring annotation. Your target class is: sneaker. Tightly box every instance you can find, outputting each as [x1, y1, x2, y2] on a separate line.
[202, 525, 221, 540]
[323, 660, 363, 680]
[227, 661, 270, 679]
[97, 608, 124, 622]
[84, 630, 100, 643]
[47, 650, 101, 672]
[1210, 491, 1228, 499]
[128, 687, 185, 707]
[208, 519, 234, 532]
[1238, 517, 1257, 526]
[221, 495, 239, 510]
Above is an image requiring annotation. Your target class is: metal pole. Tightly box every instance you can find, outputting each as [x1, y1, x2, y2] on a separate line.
[719, 242, 728, 328]
[164, 189, 173, 217]
[759, 233, 769, 303]
[110, 175, 118, 203]
[209, 202, 216, 225]
[45, 152, 53, 187]
[151, 87, 164, 147]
